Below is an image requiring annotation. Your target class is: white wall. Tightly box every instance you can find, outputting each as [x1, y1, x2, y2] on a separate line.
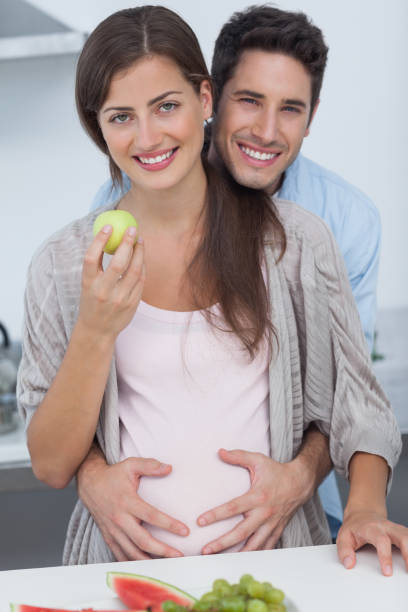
[2, 0, 407, 339]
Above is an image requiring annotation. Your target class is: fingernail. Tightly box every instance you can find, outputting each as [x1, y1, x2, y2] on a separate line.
[179, 527, 189, 536]
[384, 564, 392, 576]
[159, 462, 171, 469]
[343, 556, 353, 569]
[137, 236, 144, 244]
[203, 546, 212, 555]
[174, 551, 184, 557]
[102, 225, 112, 233]
[128, 226, 137, 237]
[198, 517, 207, 526]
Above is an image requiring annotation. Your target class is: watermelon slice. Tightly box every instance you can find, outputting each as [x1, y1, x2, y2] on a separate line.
[106, 573, 196, 612]
[10, 606, 144, 612]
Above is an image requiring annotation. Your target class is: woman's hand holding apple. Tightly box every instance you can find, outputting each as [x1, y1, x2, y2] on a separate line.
[78, 223, 145, 341]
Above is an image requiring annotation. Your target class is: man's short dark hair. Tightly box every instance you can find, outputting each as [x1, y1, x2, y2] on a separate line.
[211, 4, 329, 118]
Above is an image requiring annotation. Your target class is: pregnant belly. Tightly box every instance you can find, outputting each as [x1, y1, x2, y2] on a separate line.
[137, 453, 251, 557]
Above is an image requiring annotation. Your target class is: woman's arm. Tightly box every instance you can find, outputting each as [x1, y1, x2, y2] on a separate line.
[337, 451, 408, 576]
[27, 321, 115, 488]
[27, 226, 144, 488]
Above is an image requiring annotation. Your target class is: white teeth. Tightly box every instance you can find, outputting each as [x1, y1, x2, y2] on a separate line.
[241, 146, 277, 160]
[138, 150, 174, 164]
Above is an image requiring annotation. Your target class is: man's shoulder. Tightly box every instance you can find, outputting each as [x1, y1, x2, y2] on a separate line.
[283, 154, 379, 225]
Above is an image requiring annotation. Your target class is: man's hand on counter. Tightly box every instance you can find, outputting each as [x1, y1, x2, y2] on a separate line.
[76, 444, 189, 560]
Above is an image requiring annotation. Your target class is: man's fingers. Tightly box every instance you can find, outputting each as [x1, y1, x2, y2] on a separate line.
[128, 457, 173, 478]
[197, 491, 255, 526]
[239, 518, 275, 551]
[121, 518, 184, 558]
[136, 498, 189, 537]
[218, 448, 257, 468]
[201, 514, 260, 555]
[336, 528, 357, 570]
[261, 526, 284, 551]
[103, 522, 151, 561]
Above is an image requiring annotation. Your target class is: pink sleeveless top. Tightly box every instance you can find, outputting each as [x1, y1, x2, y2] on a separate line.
[115, 300, 270, 556]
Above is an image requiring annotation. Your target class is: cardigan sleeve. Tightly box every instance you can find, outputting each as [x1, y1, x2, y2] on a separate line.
[311, 225, 402, 481]
[16, 243, 68, 429]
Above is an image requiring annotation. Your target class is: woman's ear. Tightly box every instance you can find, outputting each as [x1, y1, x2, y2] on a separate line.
[199, 80, 213, 121]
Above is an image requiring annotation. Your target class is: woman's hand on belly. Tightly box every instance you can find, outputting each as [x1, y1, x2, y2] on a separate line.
[197, 448, 308, 554]
[77, 450, 189, 560]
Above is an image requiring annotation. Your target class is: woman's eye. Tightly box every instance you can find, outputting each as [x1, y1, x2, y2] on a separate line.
[111, 113, 130, 124]
[159, 102, 177, 113]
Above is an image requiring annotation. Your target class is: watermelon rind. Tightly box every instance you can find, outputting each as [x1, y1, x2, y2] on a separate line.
[106, 572, 196, 605]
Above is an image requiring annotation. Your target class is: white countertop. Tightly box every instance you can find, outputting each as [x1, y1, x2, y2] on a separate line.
[0, 545, 406, 612]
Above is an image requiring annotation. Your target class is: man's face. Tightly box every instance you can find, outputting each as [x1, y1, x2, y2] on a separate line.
[213, 50, 317, 194]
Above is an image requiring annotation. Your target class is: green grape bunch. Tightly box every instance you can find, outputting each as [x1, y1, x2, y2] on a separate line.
[162, 574, 286, 612]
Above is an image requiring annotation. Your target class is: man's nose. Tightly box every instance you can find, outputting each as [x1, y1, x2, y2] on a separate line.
[251, 109, 279, 144]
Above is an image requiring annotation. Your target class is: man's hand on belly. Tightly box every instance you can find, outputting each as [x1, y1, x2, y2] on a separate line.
[197, 448, 310, 554]
[77, 445, 189, 560]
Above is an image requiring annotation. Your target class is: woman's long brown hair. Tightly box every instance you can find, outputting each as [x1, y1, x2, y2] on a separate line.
[76, 5, 286, 359]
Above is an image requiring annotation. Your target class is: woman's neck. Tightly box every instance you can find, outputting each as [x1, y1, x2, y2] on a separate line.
[118, 162, 207, 238]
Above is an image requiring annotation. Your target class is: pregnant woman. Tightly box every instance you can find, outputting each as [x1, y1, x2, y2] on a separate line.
[17, 6, 403, 566]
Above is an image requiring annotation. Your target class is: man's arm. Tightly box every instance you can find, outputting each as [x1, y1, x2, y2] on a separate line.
[196, 424, 332, 553]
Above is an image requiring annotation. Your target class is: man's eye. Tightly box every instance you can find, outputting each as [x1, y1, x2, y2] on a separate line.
[282, 106, 300, 113]
[111, 114, 130, 124]
[240, 98, 259, 106]
[159, 102, 177, 113]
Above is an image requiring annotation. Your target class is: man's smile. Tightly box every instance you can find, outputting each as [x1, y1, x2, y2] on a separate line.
[236, 141, 283, 167]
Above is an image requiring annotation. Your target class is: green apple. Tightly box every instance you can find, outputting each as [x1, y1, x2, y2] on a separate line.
[93, 210, 138, 254]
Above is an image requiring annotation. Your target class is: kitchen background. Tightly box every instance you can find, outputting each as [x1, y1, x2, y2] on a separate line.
[0, 0, 407, 571]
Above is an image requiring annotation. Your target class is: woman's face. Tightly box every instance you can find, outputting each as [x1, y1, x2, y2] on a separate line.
[99, 55, 212, 194]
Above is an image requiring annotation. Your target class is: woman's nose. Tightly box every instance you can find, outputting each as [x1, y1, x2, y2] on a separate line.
[136, 118, 162, 151]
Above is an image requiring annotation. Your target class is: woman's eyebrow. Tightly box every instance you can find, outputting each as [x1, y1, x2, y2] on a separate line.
[103, 90, 183, 114]
[102, 106, 134, 113]
[148, 90, 183, 106]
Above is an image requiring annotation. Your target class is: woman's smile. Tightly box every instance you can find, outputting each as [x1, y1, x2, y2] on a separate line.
[132, 146, 179, 171]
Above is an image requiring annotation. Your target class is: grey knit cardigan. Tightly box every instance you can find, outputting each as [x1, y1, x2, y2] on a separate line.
[17, 199, 402, 565]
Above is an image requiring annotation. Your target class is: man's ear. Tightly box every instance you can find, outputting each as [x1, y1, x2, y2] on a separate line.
[305, 99, 320, 137]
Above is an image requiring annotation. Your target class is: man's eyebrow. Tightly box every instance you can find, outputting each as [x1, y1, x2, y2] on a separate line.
[102, 90, 183, 114]
[232, 89, 265, 99]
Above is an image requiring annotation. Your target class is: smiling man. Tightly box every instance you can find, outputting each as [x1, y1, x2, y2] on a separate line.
[211, 50, 315, 193]
[77, 6, 382, 562]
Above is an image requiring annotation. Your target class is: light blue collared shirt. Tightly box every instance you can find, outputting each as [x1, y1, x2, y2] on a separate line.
[91, 153, 381, 528]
